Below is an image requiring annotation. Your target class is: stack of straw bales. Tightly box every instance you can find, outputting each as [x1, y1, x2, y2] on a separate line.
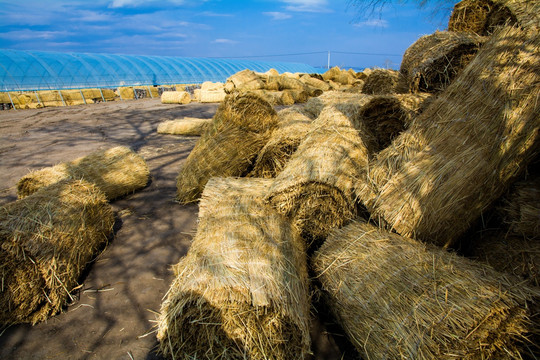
[157, 117, 212, 136]
[199, 81, 227, 103]
[0, 180, 115, 325]
[157, 177, 310, 359]
[17, 146, 150, 201]
[400, 31, 486, 93]
[176, 93, 278, 204]
[312, 220, 539, 359]
[160, 90, 191, 104]
[356, 25, 539, 248]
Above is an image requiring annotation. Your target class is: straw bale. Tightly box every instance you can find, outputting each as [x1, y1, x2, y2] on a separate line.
[201, 81, 224, 91]
[265, 105, 376, 247]
[401, 31, 486, 93]
[359, 26, 540, 248]
[312, 220, 538, 360]
[359, 93, 433, 150]
[265, 68, 279, 76]
[157, 117, 212, 136]
[176, 93, 278, 203]
[448, 0, 540, 35]
[250, 107, 315, 178]
[1, 92, 35, 109]
[200, 88, 227, 103]
[0, 180, 115, 325]
[81, 88, 116, 101]
[160, 91, 191, 104]
[500, 173, 540, 239]
[192, 88, 201, 102]
[362, 69, 405, 94]
[157, 177, 310, 360]
[243, 90, 295, 106]
[299, 74, 331, 91]
[117, 86, 135, 99]
[17, 146, 150, 201]
[226, 69, 265, 92]
[285, 89, 309, 104]
[302, 91, 373, 121]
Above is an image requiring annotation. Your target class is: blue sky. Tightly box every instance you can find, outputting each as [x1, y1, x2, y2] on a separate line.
[0, 0, 457, 69]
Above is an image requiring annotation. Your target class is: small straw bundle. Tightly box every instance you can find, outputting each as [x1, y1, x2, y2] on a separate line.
[358, 93, 433, 151]
[157, 117, 212, 136]
[250, 107, 315, 178]
[176, 93, 278, 203]
[157, 177, 310, 360]
[361, 69, 405, 95]
[160, 91, 191, 104]
[0, 180, 115, 325]
[448, 0, 540, 35]
[17, 146, 150, 201]
[358, 26, 540, 248]
[400, 31, 486, 93]
[312, 220, 538, 360]
[265, 105, 375, 247]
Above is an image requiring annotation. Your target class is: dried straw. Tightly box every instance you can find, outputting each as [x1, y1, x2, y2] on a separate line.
[176, 93, 278, 203]
[359, 26, 540, 247]
[157, 177, 310, 360]
[400, 31, 486, 93]
[312, 220, 538, 360]
[0, 180, 115, 325]
[302, 91, 373, 120]
[157, 117, 212, 136]
[160, 91, 191, 104]
[265, 105, 375, 248]
[448, 0, 540, 35]
[500, 173, 540, 239]
[362, 69, 405, 95]
[249, 107, 315, 178]
[17, 146, 150, 201]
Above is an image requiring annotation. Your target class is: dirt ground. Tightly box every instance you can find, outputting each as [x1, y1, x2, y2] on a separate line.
[0, 99, 356, 360]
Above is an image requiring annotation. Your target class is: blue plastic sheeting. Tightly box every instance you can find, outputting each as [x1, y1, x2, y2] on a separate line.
[0, 49, 323, 92]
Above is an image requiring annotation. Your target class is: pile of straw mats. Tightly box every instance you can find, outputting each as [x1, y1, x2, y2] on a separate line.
[161, 3, 539, 357]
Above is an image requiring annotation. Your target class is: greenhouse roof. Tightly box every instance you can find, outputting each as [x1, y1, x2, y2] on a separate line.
[0, 49, 323, 92]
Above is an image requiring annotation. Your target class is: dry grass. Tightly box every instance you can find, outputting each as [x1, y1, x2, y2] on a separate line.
[157, 177, 310, 359]
[17, 146, 150, 201]
[400, 31, 486, 93]
[358, 26, 540, 247]
[500, 173, 540, 239]
[302, 91, 373, 120]
[157, 117, 212, 136]
[361, 69, 405, 95]
[0, 180, 115, 325]
[176, 93, 278, 203]
[312, 220, 539, 360]
[265, 105, 375, 248]
[160, 91, 191, 104]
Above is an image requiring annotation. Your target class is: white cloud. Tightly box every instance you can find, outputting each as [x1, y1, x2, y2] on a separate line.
[280, 0, 329, 12]
[212, 38, 238, 44]
[0, 30, 72, 40]
[109, 0, 186, 8]
[353, 19, 389, 28]
[263, 12, 292, 20]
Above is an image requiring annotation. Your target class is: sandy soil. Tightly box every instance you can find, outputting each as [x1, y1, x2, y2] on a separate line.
[0, 99, 357, 360]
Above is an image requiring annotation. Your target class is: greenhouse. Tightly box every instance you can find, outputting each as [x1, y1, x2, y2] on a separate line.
[0, 49, 322, 92]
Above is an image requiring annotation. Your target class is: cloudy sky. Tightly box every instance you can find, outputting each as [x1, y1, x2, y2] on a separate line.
[0, 0, 457, 69]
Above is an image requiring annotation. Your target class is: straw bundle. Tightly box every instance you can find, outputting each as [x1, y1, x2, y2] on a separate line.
[157, 177, 310, 360]
[400, 31, 486, 93]
[81, 88, 116, 102]
[225, 69, 265, 93]
[176, 93, 278, 203]
[0, 180, 115, 325]
[359, 93, 433, 151]
[265, 105, 375, 247]
[448, 0, 540, 35]
[250, 107, 315, 178]
[160, 91, 191, 104]
[359, 26, 540, 248]
[200, 89, 227, 103]
[302, 91, 373, 120]
[17, 146, 150, 201]
[244, 90, 295, 106]
[157, 117, 212, 136]
[362, 69, 404, 95]
[312, 220, 538, 360]
[117, 87, 135, 99]
[299, 74, 331, 91]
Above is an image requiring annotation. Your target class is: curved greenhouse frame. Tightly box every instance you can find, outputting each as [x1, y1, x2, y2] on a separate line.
[0, 49, 322, 92]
